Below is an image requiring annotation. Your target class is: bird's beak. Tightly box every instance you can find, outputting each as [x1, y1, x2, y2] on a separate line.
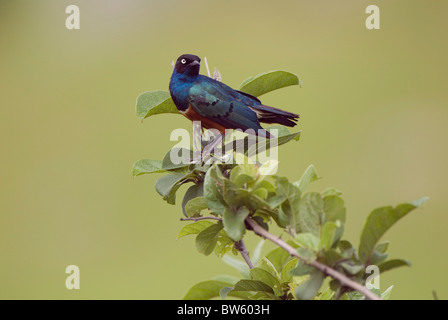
[189, 60, 200, 66]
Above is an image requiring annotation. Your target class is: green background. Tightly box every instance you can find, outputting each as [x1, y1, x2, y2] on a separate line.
[1, 0, 446, 299]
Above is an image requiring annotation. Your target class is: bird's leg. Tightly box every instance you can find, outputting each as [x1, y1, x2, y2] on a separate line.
[201, 132, 223, 165]
[203, 131, 233, 165]
[191, 121, 203, 164]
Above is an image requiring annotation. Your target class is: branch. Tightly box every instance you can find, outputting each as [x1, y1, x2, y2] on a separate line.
[234, 240, 254, 269]
[180, 216, 222, 222]
[245, 217, 380, 300]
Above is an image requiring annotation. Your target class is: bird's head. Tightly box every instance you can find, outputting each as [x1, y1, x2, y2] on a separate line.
[174, 54, 201, 77]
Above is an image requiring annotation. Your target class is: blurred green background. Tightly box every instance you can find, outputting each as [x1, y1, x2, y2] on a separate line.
[1, 0, 447, 299]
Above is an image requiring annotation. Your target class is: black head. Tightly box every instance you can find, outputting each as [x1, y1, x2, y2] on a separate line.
[174, 54, 201, 76]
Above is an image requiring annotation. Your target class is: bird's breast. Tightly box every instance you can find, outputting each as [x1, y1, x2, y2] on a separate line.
[169, 73, 201, 112]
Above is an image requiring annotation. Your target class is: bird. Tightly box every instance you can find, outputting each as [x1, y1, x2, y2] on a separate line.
[169, 54, 299, 139]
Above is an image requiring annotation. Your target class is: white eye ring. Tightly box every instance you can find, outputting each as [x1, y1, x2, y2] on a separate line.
[181, 59, 187, 64]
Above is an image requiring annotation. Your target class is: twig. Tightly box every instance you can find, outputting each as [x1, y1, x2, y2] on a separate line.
[204, 57, 211, 77]
[180, 217, 222, 222]
[245, 217, 380, 300]
[234, 240, 254, 269]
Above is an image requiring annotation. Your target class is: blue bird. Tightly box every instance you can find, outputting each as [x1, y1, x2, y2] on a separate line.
[169, 54, 299, 138]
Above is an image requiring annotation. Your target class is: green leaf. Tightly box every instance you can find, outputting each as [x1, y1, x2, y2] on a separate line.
[297, 192, 325, 235]
[369, 250, 388, 266]
[369, 288, 382, 299]
[294, 164, 320, 194]
[219, 286, 235, 300]
[296, 247, 317, 261]
[222, 255, 250, 279]
[338, 240, 356, 259]
[378, 259, 412, 273]
[260, 257, 281, 281]
[162, 148, 192, 171]
[212, 274, 240, 284]
[214, 235, 234, 257]
[183, 280, 248, 300]
[185, 197, 208, 217]
[257, 160, 279, 178]
[232, 279, 275, 294]
[229, 165, 242, 181]
[132, 159, 164, 177]
[233, 174, 254, 189]
[204, 166, 227, 215]
[247, 194, 272, 214]
[359, 197, 429, 264]
[289, 260, 317, 277]
[246, 129, 301, 157]
[181, 183, 204, 217]
[295, 232, 320, 252]
[253, 187, 268, 200]
[195, 222, 223, 255]
[323, 195, 346, 223]
[177, 220, 214, 239]
[295, 271, 325, 300]
[369, 241, 390, 265]
[221, 179, 262, 212]
[321, 188, 343, 197]
[224, 127, 301, 158]
[409, 197, 430, 207]
[238, 71, 300, 97]
[319, 221, 339, 251]
[375, 241, 390, 254]
[136, 90, 178, 120]
[223, 207, 249, 241]
[381, 285, 394, 300]
[265, 246, 292, 273]
[229, 166, 255, 190]
[155, 173, 191, 204]
[274, 176, 301, 232]
[250, 291, 280, 300]
[322, 195, 346, 246]
[341, 291, 365, 300]
[342, 287, 383, 300]
[250, 268, 281, 293]
[272, 127, 301, 143]
[280, 258, 299, 283]
[340, 262, 365, 275]
[222, 177, 245, 204]
[251, 240, 265, 267]
[266, 125, 291, 137]
[318, 287, 335, 300]
[252, 209, 271, 227]
[267, 194, 286, 209]
[323, 249, 343, 266]
[240, 161, 258, 177]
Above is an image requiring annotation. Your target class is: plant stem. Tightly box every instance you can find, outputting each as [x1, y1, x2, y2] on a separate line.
[234, 239, 254, 269]
[180, 217, 222, 222]
[180, 217, 254, 269]
[204, 57, 211, 77]
[245, 217, 380, 301]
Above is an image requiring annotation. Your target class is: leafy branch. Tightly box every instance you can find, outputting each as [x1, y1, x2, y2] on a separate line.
[244, 217, 378, 300]
[133, 65, 428, 300]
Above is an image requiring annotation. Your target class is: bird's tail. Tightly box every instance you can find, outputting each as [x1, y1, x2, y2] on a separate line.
[249, 105, 300, 127]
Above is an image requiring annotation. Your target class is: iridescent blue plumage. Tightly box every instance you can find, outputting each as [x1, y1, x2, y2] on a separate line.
[169, 54, 299, 136]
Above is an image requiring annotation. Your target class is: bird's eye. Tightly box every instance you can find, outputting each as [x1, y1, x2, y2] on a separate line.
[181, 59, 187, 64]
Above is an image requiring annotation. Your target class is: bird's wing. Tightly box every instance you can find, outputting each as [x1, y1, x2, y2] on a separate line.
[188, 80, 262, 132]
